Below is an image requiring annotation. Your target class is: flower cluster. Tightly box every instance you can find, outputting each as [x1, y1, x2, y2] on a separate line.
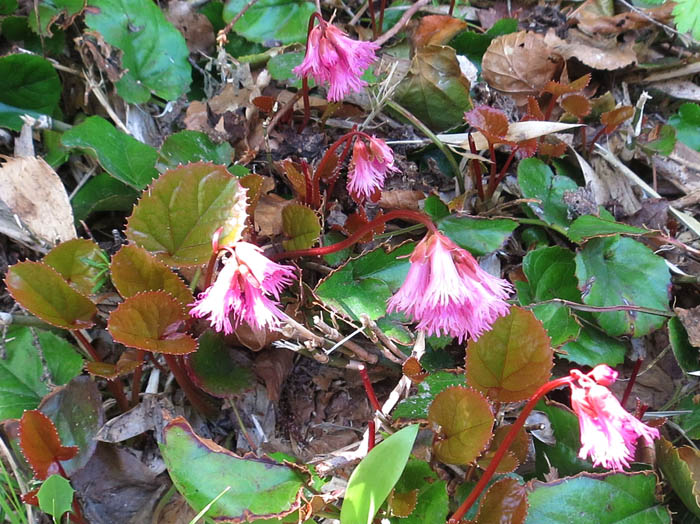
[190, 242, 295, 334]
[293, 21, 379, 102]
[347, 135, 398, 202]
[387, 231, 512, 342]
[570, 365, 660, 470]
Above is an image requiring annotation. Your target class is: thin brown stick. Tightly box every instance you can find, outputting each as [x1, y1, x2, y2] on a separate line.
[217, 0, 260, 45]
[374, 0, 431, 46]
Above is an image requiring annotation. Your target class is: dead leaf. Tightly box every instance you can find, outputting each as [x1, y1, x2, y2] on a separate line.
[166, 0, 215, 53]
[0, 156, 76, 247]
[544, 29, 637, 71]
[95, 395, 176, 444]
[439, 121, 582, 151]
[651, 142, 700, 195]
[571, 0, 674, 35]
[412, 15, 467, 48]
[254, 348, 295, 403]
[482, 31, 562, 104]
[379, 189, 426, 210]
[649, 80, 700, 101]
[254, 192, 287, 237]
[675, 306, 700, 348]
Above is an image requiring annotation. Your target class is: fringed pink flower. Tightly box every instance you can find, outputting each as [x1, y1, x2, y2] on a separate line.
[387, 231, 512, 342]
[293, 21, 379, 102]
[570, 365, 660, 471]
[189, 242, 295, 334]
[347, 136, 398, 202]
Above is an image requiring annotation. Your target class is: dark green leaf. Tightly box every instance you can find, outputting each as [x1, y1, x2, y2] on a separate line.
[567, 215, 650, 243]
[322, 231, 351, 267]
[527, 471, 670, 523]
[71, 172, 139, 221]
[0, 0, 17, 14]
[160, 131, 233, 168]
[394, 371, 465, 419]
[1, 16, 66, 55]
[656, 439, 700, 519]
[670, 103, 700, 151]
[267, 52, 307, 88]
[341, 425, 419, 524]
[222, 0, 316, 44]
[423, 195, 450, 221]
[676, 394, 700, 439]
[669, 316, 699, 373]
[0, 54, 61, 131]
[29, 0, 84, 36]
[575, 235, 670, 337]
[85, 0, 191, 102]
[560, 324, 627, 367]
[37, 474, 74, 518]
[389, 459, 448, 524]
[449, 18, 518, 68]
[518, 158, 578, 230]
[161, 417, 306, 521]
[62, 117, 158, 190]
[437, 216, 517, 256]
[188, 330, 254, 397]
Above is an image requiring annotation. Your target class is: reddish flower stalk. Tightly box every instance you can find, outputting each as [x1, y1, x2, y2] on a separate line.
[360, 365, 380, 451]
[621, 358, 643, 408]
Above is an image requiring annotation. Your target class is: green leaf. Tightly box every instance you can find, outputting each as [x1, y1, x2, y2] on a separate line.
[1, 16, 66, 55]
[37, 474, 74, 519]
[315, 242, 414, 322]
[322, 231, 352, 267]
[160, 131, 233, 168]
[43, 238, 106, 296]
[0, 326, 83, 420]
[0, 0, 17, 14]
[393, 45, 472, 132]
[267, 52, 307, 88]
[560, 324, 627, 367]
[107, 291, 197, 354]
[85, 0, 191, 102]
[0, 54, 61, 131]
[222, 0, 316, 44]
[673, 0, 700, 41]
[450, 18, 518, 68]
[161, 417, 306, 521]
[126, 163, 247, 267]
[29, 0, 84, 36]
[71, 172, 139, 221]
[188, 330, 254, 397]
[39, 376, 103, 476]
[394, 371, 465, 420]
[436, 216, 517, 256]
[5, 261, 96, 330]
[567, 215, 650, 243]
[644, 124, 676, 156]
[534, 399, 595, 478]
[389, 459, 448, 524]
[575, 235, 671, 337]
[518, 158, 578, 230]
[341, 425, 419, 524]
[526, 471, 670, 523]
[670, 103, 700, 151]
[110, 245, 194, 306]
[656, 439, 700, 519]
[62, 116, 158, 190]
[282, 204, 320, 251]
[676, 394, 700, 439]
[669, 316, 700, 373]
[428, 387, 493, 465]
[466, 307, 553, 402]
[423, 195, 449, 221]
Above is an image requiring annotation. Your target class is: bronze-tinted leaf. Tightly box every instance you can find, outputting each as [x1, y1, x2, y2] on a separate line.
[282, 203, 321, 251]
[389, 488, 418, 517]
[43, 238, 106, 295]
[464, 106, 512, 145]
[5, 261, 96, 329]
[19, 410, 78, 480]
[403, 357, 428, 384]
[560, 94, 592, 119]
[466, 307, 553, 403]
[107, 291, 197, 354]
[469, 477, 528, 524]
[110, 245, 193, 306]
[601, 106, 634, 134]
[86, 350, 143, 380]
[428, 386, 493, 465]
[543, 74, 591, 97]
[482, 31, 562, 104]
[412, 15, 467, 48]
[477, 424, 530, 474]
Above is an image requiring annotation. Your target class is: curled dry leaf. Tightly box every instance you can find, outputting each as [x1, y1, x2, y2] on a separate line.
[544, 29, 637, 71]
[482, 31, 562, 104]
[0, 156, 76, 248]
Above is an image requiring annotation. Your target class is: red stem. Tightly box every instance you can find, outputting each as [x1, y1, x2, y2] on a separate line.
[163, 354, 216, 418]
[368, 419, 376, 451]
[367, 0, 377, 39]
[359, 365, 381, 411]
[544, 95, 558, 121]
[270, 209, 437, 261]
[378, 0, 386, 33]
[486, 143, 498, 198]
[448, 376, 573, 523]
[449, 0, 456, 15]
[621, 359, 643, 409]
[72, 330, 129, 413]
[488, 146, 519, 197]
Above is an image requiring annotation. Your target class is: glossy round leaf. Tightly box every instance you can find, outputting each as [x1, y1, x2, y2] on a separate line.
[107, 291, 197, 354]
[36, 474, 74, 519]
[126, 163, 247, 266]
[466, 307, 553, 403]
[428, 387, 493, 465]
[110, 245, 194, 306]
[222, 0, 315, 44]
[161, 417, 306, 521]
[43, 238, 106, 295]
[19, 410, 78, 480]
[472, 477, 527, 524]
[282, 203, 321, 251]
[187, 330, 254, 397]
[5, 261, 96, 329]
[575, 235, 671, 337]
[436, 216, 518, 256]
[517, 158, 578, 229]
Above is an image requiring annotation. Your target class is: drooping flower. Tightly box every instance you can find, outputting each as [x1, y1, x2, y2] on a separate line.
[293, 21, 379, 102]
[189, 242, 295, 334]
[570, 365, 660, 471]
[387, 231, 512, 342]
[347, 136, 398, 202]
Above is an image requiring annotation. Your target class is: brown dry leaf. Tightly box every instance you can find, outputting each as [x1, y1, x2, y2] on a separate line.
[544, 29, 637, 71]
[155, 493, 196, 524]
[254, 348, 295, 403]
[379, 189, 426, 210]
[412, 15, 467, 48]
[571, 0, 674, 35]
[166, 0, 214, 53]
[0, 156, 76, 247]
[254, 193, 288, 237]
[233, 320, 282, 351]
[651, 142, 700, 195]
[649, 80, 700, 102]
[482, 31, 562, 104]
[675, 306, 700, 348]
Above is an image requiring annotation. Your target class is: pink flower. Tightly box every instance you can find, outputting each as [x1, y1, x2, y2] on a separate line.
[387, 232, 512, 342]
[189, 242, 295, 334]
[570, 365, 660, 471]
[347, 136, 398, 202]
[293, 21, 379, 102]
